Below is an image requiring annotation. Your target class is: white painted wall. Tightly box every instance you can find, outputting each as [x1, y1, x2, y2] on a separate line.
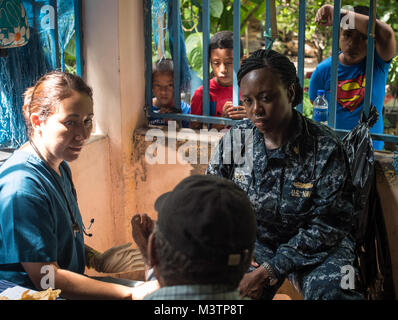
[69, 0, 146, 255]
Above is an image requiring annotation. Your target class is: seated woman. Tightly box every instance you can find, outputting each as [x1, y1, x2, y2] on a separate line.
[0, 71, 158, 299]
[206, 49, 363, 300]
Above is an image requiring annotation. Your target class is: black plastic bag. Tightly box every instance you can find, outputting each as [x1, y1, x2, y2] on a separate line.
[342, 106, 378, 244]
[342, 105, 395, 299]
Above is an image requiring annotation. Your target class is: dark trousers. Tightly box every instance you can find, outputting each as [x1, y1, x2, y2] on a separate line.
[250, 238, 364, 300]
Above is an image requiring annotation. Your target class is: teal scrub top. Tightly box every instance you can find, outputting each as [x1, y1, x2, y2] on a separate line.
[0, 150, 85, 289]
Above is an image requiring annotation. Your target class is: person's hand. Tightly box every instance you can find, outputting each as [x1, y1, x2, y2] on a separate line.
[131, 280, 160, 300]
[315, 4, 335, 27]
[131, 214, 154, 263]
[238, 266, 269, 300]
[222, 101, 247, 120]
[157, 106, 182, 114]
[90, 243, 146, 274]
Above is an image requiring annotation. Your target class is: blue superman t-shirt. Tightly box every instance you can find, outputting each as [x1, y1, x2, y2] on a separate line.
[309, 51, 392, 150]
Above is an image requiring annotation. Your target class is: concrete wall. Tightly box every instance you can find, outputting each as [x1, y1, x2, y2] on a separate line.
[69, 0, 145, 259]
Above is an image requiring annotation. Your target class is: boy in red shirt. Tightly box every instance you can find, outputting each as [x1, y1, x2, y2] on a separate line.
[190, 31, 246, 129]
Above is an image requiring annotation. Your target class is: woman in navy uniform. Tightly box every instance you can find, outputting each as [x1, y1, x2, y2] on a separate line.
[206, 49, 363, 300]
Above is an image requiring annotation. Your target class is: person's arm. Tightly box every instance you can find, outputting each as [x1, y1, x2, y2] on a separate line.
[21, 262, 133, 300]
[316, 4, 396, 62]
[267, 141, 355, 280]
[22, 262, 158, 300]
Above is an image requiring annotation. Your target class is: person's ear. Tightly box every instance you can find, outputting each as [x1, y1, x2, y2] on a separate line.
[147, 233, 158, 268]
[30, 113, 44, 135]
[287, 84, 295, 104]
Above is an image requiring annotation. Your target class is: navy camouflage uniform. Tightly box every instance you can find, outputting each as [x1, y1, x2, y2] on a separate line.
[206, 110, 363, 300]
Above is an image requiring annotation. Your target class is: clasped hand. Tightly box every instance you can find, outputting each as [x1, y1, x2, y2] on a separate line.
[238, 260, 270, 300]
[222, 101, 247, 120]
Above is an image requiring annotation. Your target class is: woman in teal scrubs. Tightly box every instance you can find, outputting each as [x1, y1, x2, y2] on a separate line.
[0, 71, 157, 299]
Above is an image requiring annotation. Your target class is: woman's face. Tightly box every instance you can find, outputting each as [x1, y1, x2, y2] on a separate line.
[240, 67, 294, 134]
[36, 90, 94, 164]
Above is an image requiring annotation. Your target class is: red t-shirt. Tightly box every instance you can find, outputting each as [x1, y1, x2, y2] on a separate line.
[190, 78, 234, 117]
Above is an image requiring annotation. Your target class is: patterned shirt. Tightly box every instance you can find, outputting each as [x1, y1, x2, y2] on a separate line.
[206, 110, 355, 279]
[144, 284, 243, 300]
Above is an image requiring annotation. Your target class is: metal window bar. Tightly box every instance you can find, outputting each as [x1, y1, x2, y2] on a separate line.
[74, 0, 83, 77]
[202, 0, 210, 117]
[328, 0, 341, 129]
[265, 0, 271, 49]
[296, 0, 306, 114]
[49, 0, 60, 69]
[144, 0, 153, 111]
[144, 0, 398, 145]
[363, 0, 376, 119]
[172, 0, 181, 112]
[232, 0, 240, 107]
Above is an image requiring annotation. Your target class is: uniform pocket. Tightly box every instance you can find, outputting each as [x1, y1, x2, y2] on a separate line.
[231, 167, 252, 193]
[281, 178, 316, 218]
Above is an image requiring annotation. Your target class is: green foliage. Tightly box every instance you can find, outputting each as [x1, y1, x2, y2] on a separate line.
[64, 33, 77, 74]
[180, 0, 398, 90]
[209, 0, 224, 18]
[302, 93, 313, 119]
[185, 32, 205, 78]
[388, 56, 398, 99]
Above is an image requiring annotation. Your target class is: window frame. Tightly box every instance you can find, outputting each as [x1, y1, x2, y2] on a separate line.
[144, 0, 398, 145]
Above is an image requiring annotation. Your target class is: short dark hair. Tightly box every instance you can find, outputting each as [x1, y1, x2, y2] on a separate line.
[153, 225, 252, 287]
[354, 5, 379, 19]
[237, 49, 303, 108]
[346, 5, 378, 19]
[152, 58, 174, 76]
[209, 30, 244, 59]
[354, 5, 370, 16]
[153, 174, 256, 288]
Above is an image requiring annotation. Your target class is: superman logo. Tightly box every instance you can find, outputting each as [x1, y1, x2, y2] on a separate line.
[337, 74, 366, 112]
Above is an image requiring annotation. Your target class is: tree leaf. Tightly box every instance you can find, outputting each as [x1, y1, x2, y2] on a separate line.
[185, 32, 202, 55]
[210, 0, 224, 18]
